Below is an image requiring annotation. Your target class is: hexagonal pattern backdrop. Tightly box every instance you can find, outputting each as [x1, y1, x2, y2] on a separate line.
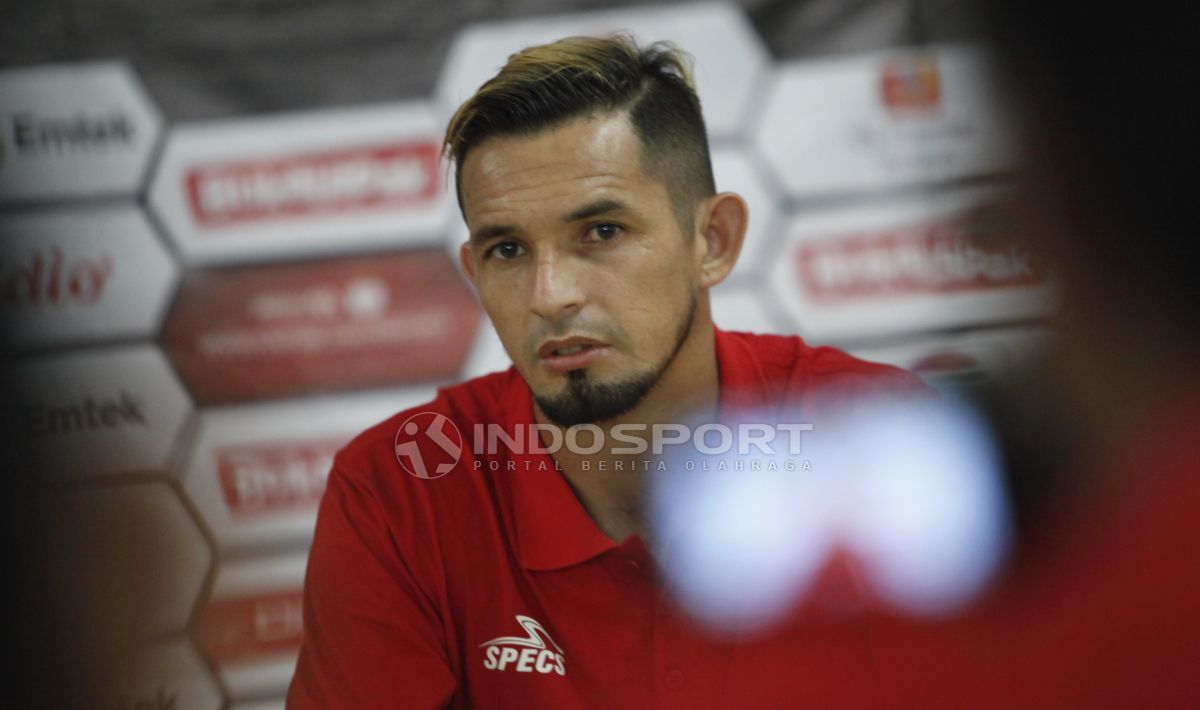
[0, 3, 1054, 706]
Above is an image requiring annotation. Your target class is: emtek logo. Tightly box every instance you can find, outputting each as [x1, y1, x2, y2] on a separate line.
[9, 110, 135, 155]
[23, 390, 146, 438]
[480, 615, 566, 675]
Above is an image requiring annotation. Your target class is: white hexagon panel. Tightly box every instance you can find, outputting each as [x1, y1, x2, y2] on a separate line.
[5, 345, 193, 480]
[436, 1, 769, 142]
[196, 554, 308, 701]
[149, 101, 453, 266]
[0, 204, 178, 352]
[35, 482, 212, 642]
[711, 147, 782, 277]
[0, 61, 163, 202]
[711, 284, 783, 335]
[61, 641, 223, 710]
[442, 205, 468, 264]
[768, 188, 1055, 344]
[182, 385, 436, 552]
[755, 45, 1014, 200]
[851, 326, 1057, 390]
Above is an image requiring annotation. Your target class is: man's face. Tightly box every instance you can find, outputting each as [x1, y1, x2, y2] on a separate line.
[459, 113, 702, 426]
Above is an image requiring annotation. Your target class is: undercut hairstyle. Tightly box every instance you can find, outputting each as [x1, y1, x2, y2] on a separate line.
[443, 35, 716, 234]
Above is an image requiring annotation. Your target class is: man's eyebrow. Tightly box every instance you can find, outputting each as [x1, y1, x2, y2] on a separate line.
[469, 199, 632, 244]
[563, 199, 632, 223]
[469, 223, 515, 245]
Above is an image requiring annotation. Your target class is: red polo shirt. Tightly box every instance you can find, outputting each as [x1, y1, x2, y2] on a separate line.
[287, 328, 922, 709]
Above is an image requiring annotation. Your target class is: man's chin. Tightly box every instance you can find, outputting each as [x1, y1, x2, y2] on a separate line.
[530, 362, 610, 388]
[532, 368, 658, 428]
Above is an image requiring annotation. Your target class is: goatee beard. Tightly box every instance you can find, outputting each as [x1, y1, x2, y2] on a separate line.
[535, 297, 696, 427]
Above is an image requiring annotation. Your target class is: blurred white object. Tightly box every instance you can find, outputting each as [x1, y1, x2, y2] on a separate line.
[652, 394, 1011, 632]
[837, 398, 1011, 617]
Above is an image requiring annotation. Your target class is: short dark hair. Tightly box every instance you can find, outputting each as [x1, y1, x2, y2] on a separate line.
[443, 35, 716, 233]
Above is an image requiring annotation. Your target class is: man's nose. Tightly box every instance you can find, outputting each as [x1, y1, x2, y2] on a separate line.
[529, 252, 585, 321]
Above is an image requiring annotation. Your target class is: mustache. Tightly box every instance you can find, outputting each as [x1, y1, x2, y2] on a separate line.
[523, 316, 624, 358]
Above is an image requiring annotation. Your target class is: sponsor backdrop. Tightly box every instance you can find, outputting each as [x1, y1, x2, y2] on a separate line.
[0, 3, 1053, 707]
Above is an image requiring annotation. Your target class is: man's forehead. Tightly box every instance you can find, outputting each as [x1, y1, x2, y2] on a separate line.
[459, 114, 657, 219]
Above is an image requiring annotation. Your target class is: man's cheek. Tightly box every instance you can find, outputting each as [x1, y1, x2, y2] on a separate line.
[477, 288, 519, 331]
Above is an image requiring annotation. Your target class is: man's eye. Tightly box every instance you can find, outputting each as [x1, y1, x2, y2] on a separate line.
[486, 241, 525, 260]
[587, 223, 623, 242]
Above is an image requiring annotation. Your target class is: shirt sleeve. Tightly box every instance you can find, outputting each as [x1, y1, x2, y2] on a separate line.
[793, 345, 936, 414]
[287, 460, 457, 709]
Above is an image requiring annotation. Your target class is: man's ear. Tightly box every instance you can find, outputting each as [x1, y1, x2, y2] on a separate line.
[695, 192, 748, 288]
[459, 242, 477, 283]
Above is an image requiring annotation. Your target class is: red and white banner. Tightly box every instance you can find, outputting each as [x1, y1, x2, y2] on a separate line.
[148, 102, 452, 265]
[436, 1, 767, 141]
[755, 46, 1013, 199]
[0, 205, 177, 351]
[851, 326, 1056, 389]
[196, 555, 308, 700]
[162, 250, 481, 404]
[182, 386, 436, 551]
[5, 346, 193, 479]
[0, 61, 162, 203]
[768, 190, 1055, 342]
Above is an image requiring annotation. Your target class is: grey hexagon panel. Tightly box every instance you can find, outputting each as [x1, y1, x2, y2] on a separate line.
[0, 61, 163, 203]
[0, 204, 178, 352]
[60, 640, 223, 710]
[35, 482, 212, 640]
[6, 345, 194, 480]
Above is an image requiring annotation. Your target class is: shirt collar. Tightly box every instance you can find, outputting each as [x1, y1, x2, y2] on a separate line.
[508, 326, 771, 571]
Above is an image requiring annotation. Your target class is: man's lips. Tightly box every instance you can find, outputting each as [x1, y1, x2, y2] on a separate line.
[537, 337, 611, 372]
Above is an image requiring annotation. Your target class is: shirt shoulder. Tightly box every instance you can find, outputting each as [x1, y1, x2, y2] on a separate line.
[334, 368, 522, 480]
[725, 329, 924, 391]
[324, 368, 525, 558]
[314, 369, 527, 611]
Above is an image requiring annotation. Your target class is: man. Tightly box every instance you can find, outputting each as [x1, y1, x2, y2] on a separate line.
[288, 36, 919, 708]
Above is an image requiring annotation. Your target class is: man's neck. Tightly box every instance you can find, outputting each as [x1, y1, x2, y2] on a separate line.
[536, 324, 720, 545]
